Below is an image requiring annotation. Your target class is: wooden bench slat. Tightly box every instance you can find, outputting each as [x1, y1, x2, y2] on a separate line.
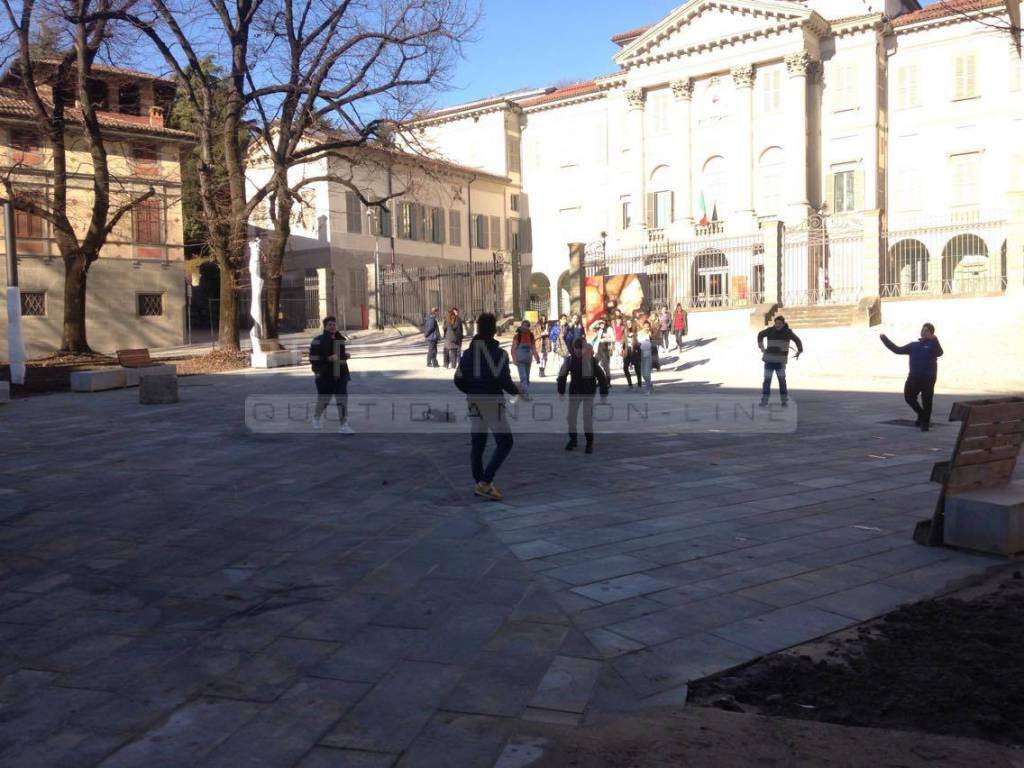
[958, 401, 1024, 425]
[961, 421, 1024, 439]
[950, 398, 1024, 422]
[945, 459, 1017, 495]
[958, 432, 1024, 452]
[951, 445, 1022, 468]
[116, 348, 154, 368]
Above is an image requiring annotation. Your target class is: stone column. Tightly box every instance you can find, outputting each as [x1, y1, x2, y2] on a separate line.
[365, 263, 380, 329]
[785, 52, 812, 220]
[731, 65, 756, 220]
[671, 78, 695, 229]
[568, 242, 585, 316]
[761, 218, 782, 306]
[862, 209, 882, 301]
[1006, 191, 1024, 294]
[625, 88, 647, 235]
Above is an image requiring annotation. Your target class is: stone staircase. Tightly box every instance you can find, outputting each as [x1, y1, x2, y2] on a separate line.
[775, 298, 881, 328]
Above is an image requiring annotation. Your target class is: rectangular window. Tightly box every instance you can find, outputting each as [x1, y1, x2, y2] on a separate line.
[832, 64, 857, 111]
[133, 198, 163, 244]
[648, 190, 673, 228]
[21, 291, 45, 316]
[950, 152, 980, 207]
[834, 170, 857, 213]
[373, 203, 392, 237]
[490, 216, 501, 250]
[895, 168, 922, 211]
[137, 293, 163, 316]
[649, 91, 669, 134]
[953, 53, 978, 100]
[14, 208, 44, 238]
[431, 207, 445, 244]
[345, 191, 362, 234]
[507, 136, 521, 173]
[762, 69, 782, 113]
[620, 195, 632, 229]
[896, 64, 920, 109]
[471, 214, 488, 248]
[10, 129, 41, 165]
[508, 219, 521, 252]
[132, 143, 159, 175]
[449, 209, 461, 246]
[399, 202, 413, 239]
[510, 193, 520, 213]
[420, 204, 432, 243]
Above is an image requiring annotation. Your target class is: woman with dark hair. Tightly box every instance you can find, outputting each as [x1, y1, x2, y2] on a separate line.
[672, 303, 687, 351]
[537, 315, 551, 376]
[442, 307, 464, 369]
[622, 319, 641, 389]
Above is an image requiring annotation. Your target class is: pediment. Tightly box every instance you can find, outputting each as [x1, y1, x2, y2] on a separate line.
[614, 1, 818, 65]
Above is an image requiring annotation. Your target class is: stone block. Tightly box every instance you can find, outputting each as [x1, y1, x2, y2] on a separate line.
[251, 349, 302, 368]
[944, 480, 1024, 556]
[0, 381, 9, 402]
[139, 374, 179, 405]
[70, 368, 127, 392]
[123, 364, 177, 387]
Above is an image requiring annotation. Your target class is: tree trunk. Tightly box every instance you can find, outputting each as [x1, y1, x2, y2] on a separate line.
[265, 274, 280, 339]
[263, 226, 288, 339]
[218, 260, 240, 350]
[60, 253, 91, 354]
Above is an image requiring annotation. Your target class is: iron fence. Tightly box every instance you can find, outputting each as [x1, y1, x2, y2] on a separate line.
[585, 230, 765, 311]
[781, 214, 864, 307]
[380, 260, 505, 328]
[881, 213, 1008, 298]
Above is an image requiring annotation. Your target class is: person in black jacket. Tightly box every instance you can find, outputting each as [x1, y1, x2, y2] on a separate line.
[757, 316, 803, 407]
[557, 338, 610, 454]
[309, 316, 353, 434]
[442, 307, 465, 369]
[423, 307, 440, 368]
[454, 313, 519, 500]
[880, 323, 944, 430]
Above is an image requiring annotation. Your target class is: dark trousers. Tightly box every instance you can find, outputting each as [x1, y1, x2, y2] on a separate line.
[567, 396, 595, 443]
[314, 376, 348, 423]
[469, 400, 514, 484]
[623, 356, 641, 387]
[427, 339, 439, 367]
[904, 375, 936, 424]
[674, 330, 684, 350]
[762, 363, 788, 400]
[444, 342, 462, 369]
[660, 331, 670, 351]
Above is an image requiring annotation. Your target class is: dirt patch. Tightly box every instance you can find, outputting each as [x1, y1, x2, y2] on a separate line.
[1, 349, 250, 397]
[689, 566, 1024, 746]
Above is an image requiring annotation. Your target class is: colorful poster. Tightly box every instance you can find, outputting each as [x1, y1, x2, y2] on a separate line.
[584, 273, 652, 330]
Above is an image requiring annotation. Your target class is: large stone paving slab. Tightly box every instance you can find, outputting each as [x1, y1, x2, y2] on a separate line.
[0, 345, 1010, 766]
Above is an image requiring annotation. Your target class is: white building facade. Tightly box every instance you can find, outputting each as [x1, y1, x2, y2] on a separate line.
[415, 0, 1024, 321]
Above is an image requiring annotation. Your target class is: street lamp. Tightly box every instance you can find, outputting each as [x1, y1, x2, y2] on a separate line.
[3, 201, 26, 385]
[367, 206, 382, 330]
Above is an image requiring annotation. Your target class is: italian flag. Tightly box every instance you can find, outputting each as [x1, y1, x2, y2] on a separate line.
[698, 191, 709, 226]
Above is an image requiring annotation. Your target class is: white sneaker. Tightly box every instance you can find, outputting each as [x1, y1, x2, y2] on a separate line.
[338, 423, 355, 435]
[312, 416, 323, 430]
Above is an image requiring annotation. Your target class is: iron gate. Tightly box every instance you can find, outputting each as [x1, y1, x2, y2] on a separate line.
[379, 260, 505, 327]
[781, 214, 864, 306]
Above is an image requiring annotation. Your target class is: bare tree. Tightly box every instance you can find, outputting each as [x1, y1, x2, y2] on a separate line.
[0, 0, 157, 353]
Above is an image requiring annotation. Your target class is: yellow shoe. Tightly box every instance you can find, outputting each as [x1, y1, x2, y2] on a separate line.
[474, 482, 493, 499]
[485, 483, 503, 501]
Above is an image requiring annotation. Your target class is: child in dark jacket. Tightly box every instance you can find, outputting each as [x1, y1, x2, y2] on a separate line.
[881, 323, 944, 431]
[557, 338, 610, 454]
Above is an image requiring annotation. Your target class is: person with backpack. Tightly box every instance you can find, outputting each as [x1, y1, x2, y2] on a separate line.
[442, 307, 464, 369]
[512, 319, 541, 398]
[672, 303, 687, 351]
[454, 313, 519, 500]
[757, 315, 803, 407]
[309, 316, 354, 434]
[557, 337, 610, 454]
[423, 307, 440, 368]
[880, 323, 944, 431]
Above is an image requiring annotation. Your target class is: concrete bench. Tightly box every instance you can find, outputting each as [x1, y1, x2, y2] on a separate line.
[70, 368, 128, 392]
[123, 363, 176, 387]
[917, 397, 1024, 555]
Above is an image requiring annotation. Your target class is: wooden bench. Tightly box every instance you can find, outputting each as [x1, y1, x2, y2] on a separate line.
[916, 397, 1024, 549]
[115, 348, 177, 388]
[116, 348, 155, 368]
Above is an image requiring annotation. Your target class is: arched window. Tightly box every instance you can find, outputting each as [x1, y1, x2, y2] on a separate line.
[884, 239, 929, 296]
[757, 147, 784, 216]
[941, 234, 988, 294]
[701, 156, 727, 221]
[647, 165, 673, 229]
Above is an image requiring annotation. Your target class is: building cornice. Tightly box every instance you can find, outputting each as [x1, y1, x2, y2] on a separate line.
[890, 0, 1009, 34]
[410, 98, 526, 128]
[829, 13, 887, 38]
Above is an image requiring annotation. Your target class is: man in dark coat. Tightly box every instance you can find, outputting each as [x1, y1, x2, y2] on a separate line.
[309, 316, 353, 434]
[557, 338, 610, 454]
[881, 323, 944, 431]
[757, 315, 803, 407]
[423, 307, 440, 368]
[454, 312, 519, 500]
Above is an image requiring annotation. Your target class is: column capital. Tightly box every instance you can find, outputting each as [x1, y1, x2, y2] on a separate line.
[625, 88, 646, 110]
[671, 78, 694, 101]
[730, 65, 755, 89]
[784, 51, 814, 78]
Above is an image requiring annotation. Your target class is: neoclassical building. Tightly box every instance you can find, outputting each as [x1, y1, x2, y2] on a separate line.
[414, 0, 1024, 321]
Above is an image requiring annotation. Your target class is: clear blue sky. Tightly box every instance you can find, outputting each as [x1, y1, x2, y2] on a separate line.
[437, 0, 943, 108]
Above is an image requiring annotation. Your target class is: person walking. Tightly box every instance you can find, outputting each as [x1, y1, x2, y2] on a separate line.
[659, 306, 671, 351]
[537, 316, 551, 377]
[512, 319, 540, 398]
[309, 316, 354, 434]
[443, 307, 464, 369]
[588, 318, 613, 383]
[557, 338, 610, 454]
[553, 315, 570, 363]
[757, 315, 803, 407]
[564, 313, 584, 352]
[880, 323, 944, 431]
[454, 313, 519, 500]
[423, 307, 440, 368]
[622, 319, 641, 389]
[672, 303, 687, 351]
[637, 320, 660, 394]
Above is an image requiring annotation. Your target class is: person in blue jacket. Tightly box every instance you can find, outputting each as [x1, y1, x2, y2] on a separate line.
[880, 323, 944, 431]
[423, 307, 440, 368]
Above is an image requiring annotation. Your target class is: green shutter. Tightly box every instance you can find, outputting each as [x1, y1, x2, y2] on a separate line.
[646, 192, 657, 228]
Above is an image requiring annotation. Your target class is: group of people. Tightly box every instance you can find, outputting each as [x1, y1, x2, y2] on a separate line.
[309, 305, 944, 499]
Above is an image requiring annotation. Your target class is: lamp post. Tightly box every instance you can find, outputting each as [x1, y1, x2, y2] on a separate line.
[3, 201, 26, 385]
[367, 207, 382, 330]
